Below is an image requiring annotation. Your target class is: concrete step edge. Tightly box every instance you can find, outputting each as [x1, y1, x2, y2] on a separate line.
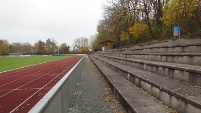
[90, 56, 174, 113]
[92, 55, 201, 113]
[99, 54, 201, 86]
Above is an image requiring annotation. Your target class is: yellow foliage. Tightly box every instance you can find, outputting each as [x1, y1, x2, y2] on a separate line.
[120, 32, 129, 41]
[0, 40, 10, 55]
[80, 46, 88, 53]
[129, 22, 149, 39]
[161, 0, 201, 28]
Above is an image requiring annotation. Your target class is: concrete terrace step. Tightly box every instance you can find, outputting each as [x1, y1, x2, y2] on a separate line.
[90, 56, 174, 113]
[102, 39, 201, 54]
[117, 53, 201, 66]
[128, 39, 201, 53]
[98, 52, 201, 66]
[97, 54, 201, 86]
[92, 55, 201, 113]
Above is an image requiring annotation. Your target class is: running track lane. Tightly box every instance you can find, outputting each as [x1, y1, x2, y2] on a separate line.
[0, 56, 83, 113]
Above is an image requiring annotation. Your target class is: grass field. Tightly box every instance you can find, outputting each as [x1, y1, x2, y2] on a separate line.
[0, 56, 69, 72]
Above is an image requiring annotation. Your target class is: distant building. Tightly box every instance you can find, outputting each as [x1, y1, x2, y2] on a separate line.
[100, 40, 114, 51]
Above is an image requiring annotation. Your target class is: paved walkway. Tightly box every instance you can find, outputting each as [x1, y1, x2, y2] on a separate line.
[68, 57, 125, 113]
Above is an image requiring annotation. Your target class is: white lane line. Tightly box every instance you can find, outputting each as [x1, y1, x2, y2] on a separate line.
[10, 69, 67, 113]
[10, 87, 44, 113]
[10, 62, 75, 112]
[0, 65, 61, 98]
[0, 61, 61, 90]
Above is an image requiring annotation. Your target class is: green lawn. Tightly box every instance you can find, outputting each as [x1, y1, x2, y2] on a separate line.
[0, 56, 69, 72]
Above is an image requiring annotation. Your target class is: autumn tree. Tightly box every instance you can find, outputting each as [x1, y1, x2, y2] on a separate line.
[0, 40, 10, 57]
[9, 43, 21, 53]
[59, 43, 68, 54]
[50, 38, 58, 54]
[93, 0, 201, 49]
[129, 22, 149, 42]
[102, 0, 131, 46]
[120, 32, 129, 44]
[21, 43, 33, 54]
[45, 39, 52, 54]
[34, 40, 45, 55]
[89, 35, 98, 51]
[161, 0, 201, 36]
[74, 37, 89, 53]
[92, 36, 101, 51]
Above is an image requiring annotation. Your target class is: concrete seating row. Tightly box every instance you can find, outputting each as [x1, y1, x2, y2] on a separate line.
[96, 54, 201, 86]
[100, 39, 201, 65]
[91, 39, 201, 113]
[117, 53, 201, 66]
[91, 55, 201, 113]
[128, 39, 201, 53]
[90, 56, 174, 113]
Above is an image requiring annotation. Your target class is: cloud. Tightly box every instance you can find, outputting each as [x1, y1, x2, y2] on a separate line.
[0, 0, 106, 46]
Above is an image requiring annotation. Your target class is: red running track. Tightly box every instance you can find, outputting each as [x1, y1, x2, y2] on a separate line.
[0, 56, 83, 113]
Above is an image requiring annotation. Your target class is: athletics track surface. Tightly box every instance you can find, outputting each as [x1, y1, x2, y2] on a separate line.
[0, 56, 82, 113]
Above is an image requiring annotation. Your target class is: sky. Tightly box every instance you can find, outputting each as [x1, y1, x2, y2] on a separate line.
[0, 0, 107, 46]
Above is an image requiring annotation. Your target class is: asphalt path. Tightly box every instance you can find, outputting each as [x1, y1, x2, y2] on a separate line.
[68, 57, 125, 113]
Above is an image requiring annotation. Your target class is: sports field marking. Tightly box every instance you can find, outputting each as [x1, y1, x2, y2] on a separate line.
[0, 56, 69, 72]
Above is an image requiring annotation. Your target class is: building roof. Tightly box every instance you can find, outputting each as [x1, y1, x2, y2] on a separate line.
[100, 39, 114, 44]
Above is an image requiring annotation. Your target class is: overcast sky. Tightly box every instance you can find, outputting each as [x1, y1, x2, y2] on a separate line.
[0, 0, 107, 46]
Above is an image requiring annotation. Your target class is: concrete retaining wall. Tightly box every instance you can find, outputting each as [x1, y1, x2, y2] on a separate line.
[29, 55, 85, 113]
